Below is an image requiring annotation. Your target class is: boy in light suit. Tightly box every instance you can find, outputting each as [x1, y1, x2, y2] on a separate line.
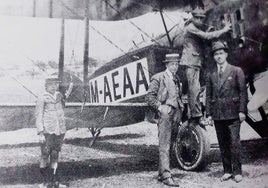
[36, 76, 71, 188]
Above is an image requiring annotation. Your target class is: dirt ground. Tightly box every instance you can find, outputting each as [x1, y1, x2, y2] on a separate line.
[0, 122, 268, 188]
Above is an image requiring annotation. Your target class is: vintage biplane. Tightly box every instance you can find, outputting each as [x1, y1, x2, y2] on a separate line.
[0, 0, 267, 171]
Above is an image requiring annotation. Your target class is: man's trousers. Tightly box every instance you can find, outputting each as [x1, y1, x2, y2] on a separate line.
[214, 119, 242, 175]
[158, 106, 181, 179]
[185, 66, 202, 118]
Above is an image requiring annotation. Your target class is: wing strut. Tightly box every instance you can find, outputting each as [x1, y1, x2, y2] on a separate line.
[83, 0, 90, 100]
[159, 6, 173, 48]
[59, 18, 65, 95]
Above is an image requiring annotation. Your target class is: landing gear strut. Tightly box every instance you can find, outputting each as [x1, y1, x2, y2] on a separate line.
[88, 127, 102, 146]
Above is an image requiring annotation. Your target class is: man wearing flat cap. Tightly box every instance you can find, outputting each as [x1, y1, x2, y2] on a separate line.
[36, 75, 69, 188]
[206, 41, 247, 183]
[180, 8, 232, 126]
[146, 53, 184, 187]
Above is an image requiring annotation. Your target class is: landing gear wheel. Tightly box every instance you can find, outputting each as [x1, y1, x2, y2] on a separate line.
[174, 121, 210, 171]
[88, 127, 102, 146]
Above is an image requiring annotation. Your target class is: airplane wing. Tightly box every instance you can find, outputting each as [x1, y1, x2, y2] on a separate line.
[0, 0, 205, 20]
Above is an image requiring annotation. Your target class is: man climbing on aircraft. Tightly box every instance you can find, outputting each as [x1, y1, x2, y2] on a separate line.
[146, 53, 184, 187]
[180, 8, 231, 126]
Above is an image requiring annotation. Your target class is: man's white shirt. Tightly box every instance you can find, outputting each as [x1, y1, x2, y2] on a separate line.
[217, 61, 227, 74]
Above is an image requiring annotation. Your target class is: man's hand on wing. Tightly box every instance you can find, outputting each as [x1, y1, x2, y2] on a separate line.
[222, 20, 232, 32]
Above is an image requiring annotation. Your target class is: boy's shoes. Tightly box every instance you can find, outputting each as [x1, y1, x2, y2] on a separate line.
[220, 173, 232, 182]
[53, 181, 69, 188]
[39, 183, 48, 188]
[234, 175, 242, 183]
[158, 177, 180, 187]
[40, 182, 68, 188]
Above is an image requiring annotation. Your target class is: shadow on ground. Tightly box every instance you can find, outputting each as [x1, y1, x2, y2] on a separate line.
[65, 134, 155, 157]
[208, 139, 268, 164]
[0, 134, 268, 186]
[0, 133, 158, 186]
[0, 133, 144, 149]
[0, 156, 157, 185]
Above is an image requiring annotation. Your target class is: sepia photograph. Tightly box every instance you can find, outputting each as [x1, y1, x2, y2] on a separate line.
[0, 0, 267, 187]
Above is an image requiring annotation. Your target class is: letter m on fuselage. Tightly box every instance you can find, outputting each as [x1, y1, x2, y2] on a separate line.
[89, 80, 99, 103]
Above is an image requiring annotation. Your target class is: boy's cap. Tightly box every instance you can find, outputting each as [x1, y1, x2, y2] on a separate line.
[45, 75, 61, 83]
[163, 53, 181, 63]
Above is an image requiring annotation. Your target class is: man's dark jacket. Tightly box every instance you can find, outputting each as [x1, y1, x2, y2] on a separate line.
[206, 63, 247, 120]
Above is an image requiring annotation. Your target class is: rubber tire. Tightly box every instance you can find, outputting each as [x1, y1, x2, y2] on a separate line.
[174, 121, 210, 171]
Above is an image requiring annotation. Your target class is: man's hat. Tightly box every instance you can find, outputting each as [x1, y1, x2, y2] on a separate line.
[191, 8, 206, 18]
[163, 53, 181, 63]
[45, 75, 61, 84]
[211, 40, 228, 54]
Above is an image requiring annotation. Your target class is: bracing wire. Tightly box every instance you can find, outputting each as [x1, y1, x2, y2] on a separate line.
[55, 0, 156, 77]
[56, 0, 128, 55]
[0, 42, 50, 98]
[129, 1, 155, 10]
[4, 42, 49, 75]
[0, 21, 84, 101]
[0, 66, 38, 99]
[103, 0, 162, 46]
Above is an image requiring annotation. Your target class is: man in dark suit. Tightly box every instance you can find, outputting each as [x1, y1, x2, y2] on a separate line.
[206, 41, 247, 183]
[146, 53, 184, 187]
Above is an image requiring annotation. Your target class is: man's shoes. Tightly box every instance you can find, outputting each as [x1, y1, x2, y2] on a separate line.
[159, 177, 180, 187]
[234, 175, 242, 183]
[220, 173, 232, 182]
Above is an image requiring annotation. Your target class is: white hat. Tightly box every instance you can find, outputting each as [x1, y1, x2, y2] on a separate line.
[45, 75, 61, 84]
[163, 53, 181, 63]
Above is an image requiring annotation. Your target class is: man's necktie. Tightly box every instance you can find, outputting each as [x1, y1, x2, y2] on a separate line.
[172, 75, 183, 108]
[172, 75, 177, 84]
[219, 65, 223, 79]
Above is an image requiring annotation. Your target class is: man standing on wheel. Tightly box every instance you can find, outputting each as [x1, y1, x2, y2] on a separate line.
[180, 8, 231, 126]
[206, 41, 247, 183]
[146, 53, 184, 187]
